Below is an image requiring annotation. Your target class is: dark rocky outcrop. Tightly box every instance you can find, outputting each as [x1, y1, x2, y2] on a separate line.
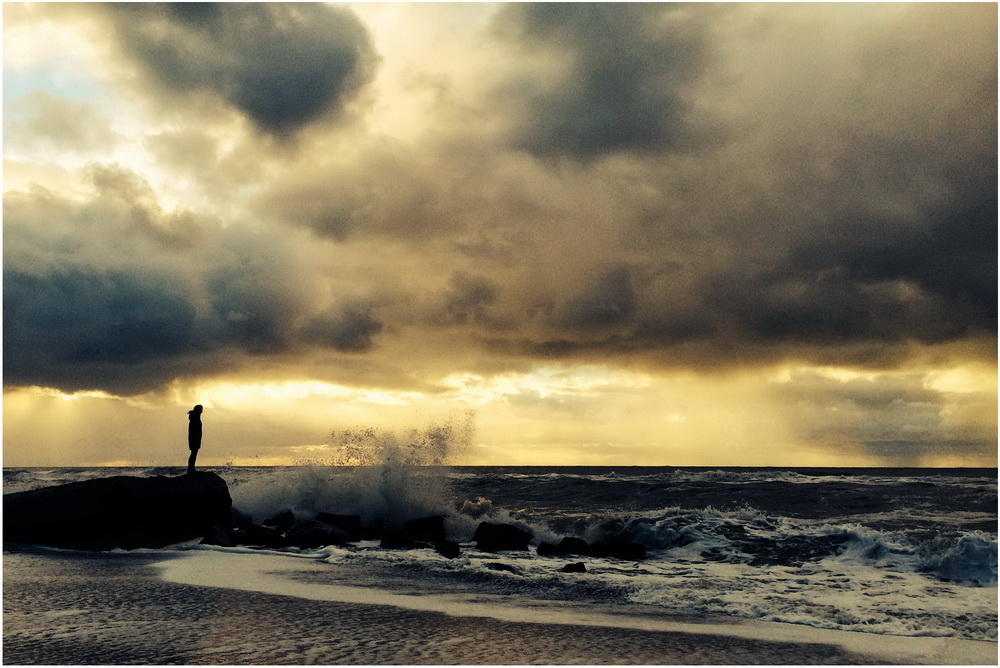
[232, 507, 254, 529]
[262, 510, 296, 532]
[232, 523, 286, 548]
[536, 541, 559, 557]
[403, 515, 446, 543]
[201, 524, 237, 547]
[473, 522, 531, 552]
[379, 534, 431, 550]
[284, 519, 351, 549]
[537, 535, 645, 560]
[434, 540, 462, 559]
[315, 513, 365, 540]
[590, 538, 646, 561]
[5, 474, 653, 571]
[3, 472, 232, 551]
[376, 517, 458, 556]
[556, 536, 591, 556]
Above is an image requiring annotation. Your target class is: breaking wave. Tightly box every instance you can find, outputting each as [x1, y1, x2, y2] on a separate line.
[228, 413, 474, 529]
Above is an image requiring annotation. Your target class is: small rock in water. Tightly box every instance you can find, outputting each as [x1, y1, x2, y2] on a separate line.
[561, 562, 587, 573]
[590, 538, 646, 561]
[315, 513, 364, 540]
[557, 536, 591, 556]
[434, 540, 462, 559]
[379, 533, 430, 550]
[473, 522, 531, 552]
[536, 541, 559, 557]
[284, 519, 350, 548]
[262, 510, 296, 532]
[403, 515, 447, 543]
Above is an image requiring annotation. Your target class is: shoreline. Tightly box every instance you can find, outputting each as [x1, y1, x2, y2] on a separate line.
[158, 548, 999, 666]
[5, 547, 997, 665]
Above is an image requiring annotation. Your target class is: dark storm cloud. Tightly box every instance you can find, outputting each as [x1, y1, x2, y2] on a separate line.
[491, 3, 710, 159]
[701, 155, 999, 358]
[790, 191, 999, 334]
[205, 268, 297, 355]
[301, 304, 384, 353]
[439, 272, 501, 326]
[3, 267, 199, 393]
[2, 168, 386, 395]
[473, 4, 995, 368]
[249, 2, 995, 375]
[556, 266, 637, 329]
[105, 3, 378, 136]
[4, 3, 996, 400]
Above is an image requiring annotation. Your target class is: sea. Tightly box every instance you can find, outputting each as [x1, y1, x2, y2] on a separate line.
[3, 463, 996, 651]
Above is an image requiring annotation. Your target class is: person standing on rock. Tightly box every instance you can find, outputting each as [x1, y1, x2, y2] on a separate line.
[187, 405, 203, 474]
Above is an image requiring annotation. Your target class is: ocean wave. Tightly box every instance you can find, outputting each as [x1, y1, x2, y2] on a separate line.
[7, 463, 995, 643]
[223, 460, 996, 588]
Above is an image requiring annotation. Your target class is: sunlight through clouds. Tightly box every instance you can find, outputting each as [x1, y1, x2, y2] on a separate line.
[3, 3, 995, 467]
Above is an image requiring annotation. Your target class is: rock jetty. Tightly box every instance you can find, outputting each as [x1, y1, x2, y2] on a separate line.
[5, 474, 649, 569]
[3, 471, 232, 551]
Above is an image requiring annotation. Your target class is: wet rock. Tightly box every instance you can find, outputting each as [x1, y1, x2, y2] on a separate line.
[557, 536, 591, 556]
[231, 507, 254, 529]
[315, 513, 365, 540]
[403, 515, 447, 543]
[201, 524, 236, 547]
[536, 541, 560, 557]
[379, 533, 431, 550]
[474, 522, 531, 552]
[284, 519, 350, 549]
[232, 524, 285, 548]
[561, 562, 587, 573]
[262, 510, 296, 532]
[3, 471, 232, 551]
[590, 538, 646, 561]
[434, 540, 462, 559]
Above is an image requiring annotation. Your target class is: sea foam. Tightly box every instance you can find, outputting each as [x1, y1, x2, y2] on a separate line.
[229, 414, 474, 528]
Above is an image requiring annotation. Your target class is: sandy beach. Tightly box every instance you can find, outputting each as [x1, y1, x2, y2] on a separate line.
[2, 547, 903, 665]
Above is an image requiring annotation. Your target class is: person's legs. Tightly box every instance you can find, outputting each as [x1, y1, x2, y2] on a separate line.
[188, 448, 198, 474]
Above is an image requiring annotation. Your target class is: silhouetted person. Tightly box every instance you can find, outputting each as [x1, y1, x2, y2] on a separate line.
[187, 405, 203, 474]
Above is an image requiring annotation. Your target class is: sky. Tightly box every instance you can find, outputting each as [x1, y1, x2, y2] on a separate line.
[3, 2, 997, 468]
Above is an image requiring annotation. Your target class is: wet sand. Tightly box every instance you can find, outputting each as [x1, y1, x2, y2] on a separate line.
[0, 548, 975, 665]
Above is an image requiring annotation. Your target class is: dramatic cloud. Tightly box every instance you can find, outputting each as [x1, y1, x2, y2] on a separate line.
[302, 304, 385, 353]
[773, 371, 998, 465]
[438, 272, 502, 327]
[105, 3, 378, 137]
[3, 3, 995, 466]
[2, 167, 388, 394]
[491, 3, 712, 158]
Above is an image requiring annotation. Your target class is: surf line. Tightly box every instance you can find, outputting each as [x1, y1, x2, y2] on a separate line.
[154, 550, 995, 666]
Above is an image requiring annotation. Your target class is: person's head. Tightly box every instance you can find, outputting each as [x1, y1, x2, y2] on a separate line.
[189, 404, 203, 416]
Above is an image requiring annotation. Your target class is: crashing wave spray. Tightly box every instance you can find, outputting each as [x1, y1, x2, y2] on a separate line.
[229, 411, 475, 528]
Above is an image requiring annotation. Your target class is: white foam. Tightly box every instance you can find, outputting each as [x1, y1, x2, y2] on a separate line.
[155, 550, 997, 665]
